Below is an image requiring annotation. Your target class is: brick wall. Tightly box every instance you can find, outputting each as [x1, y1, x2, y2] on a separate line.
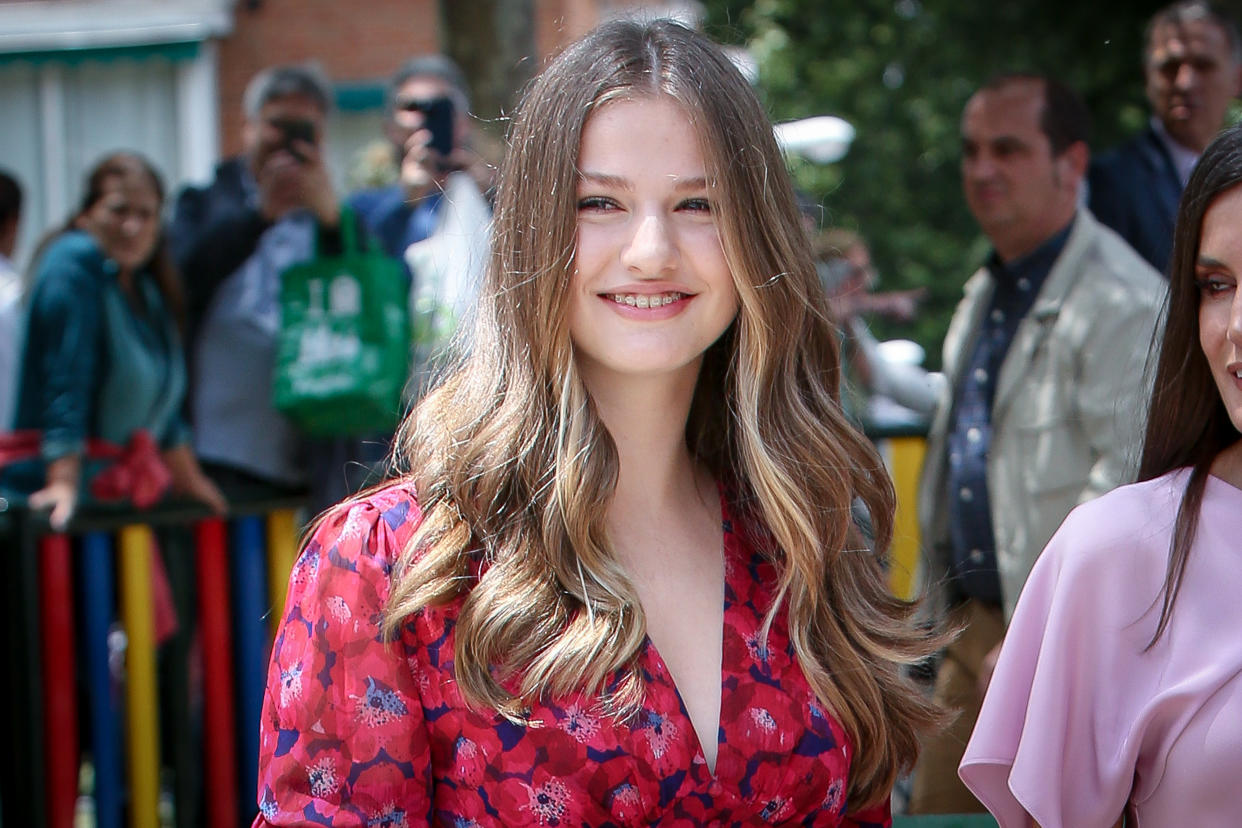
[216, 0, 440, 156]
[215, 0, 666, 155]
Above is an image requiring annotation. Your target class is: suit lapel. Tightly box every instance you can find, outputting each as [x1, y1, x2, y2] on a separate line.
[1140, 127, 1183, 230]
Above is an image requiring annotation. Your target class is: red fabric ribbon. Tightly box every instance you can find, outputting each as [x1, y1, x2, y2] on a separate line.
[0, 428, 172, 509]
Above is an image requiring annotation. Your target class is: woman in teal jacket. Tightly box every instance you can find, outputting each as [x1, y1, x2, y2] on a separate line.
[9, 152, 225, 528]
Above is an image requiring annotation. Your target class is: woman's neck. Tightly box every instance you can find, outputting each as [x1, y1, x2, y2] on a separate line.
[580, 363, 707, 526]
[1210, 439, 1242, 490]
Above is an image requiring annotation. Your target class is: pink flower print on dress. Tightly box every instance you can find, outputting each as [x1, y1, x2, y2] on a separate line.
[453, 735, 489, 787]
[338, 508, 373, 543]
[278, 662, 303, 707]
[607, 782, 643, 823]
[307, 756, 341, 798]
[522, 777, 572, 825]
[744, 631, 771, 664]
[744, 706, 789, 752]
[822, 777, 844, 813]
[636, 709, 682, 774]
[326, 594, 352, 625]
[749, 707, 777, 734]
[558, 702, 601, 744]
[758, 793, 795, 823]
[367, 802, 410, 827]
[290, 547, 319, 587]
[354, 676, 409, 728]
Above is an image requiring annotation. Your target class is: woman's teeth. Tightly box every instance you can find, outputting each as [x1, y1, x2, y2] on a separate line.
[609, 292, 683, 308]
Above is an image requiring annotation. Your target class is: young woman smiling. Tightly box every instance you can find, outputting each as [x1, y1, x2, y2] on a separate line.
[254, 20, 942, 826]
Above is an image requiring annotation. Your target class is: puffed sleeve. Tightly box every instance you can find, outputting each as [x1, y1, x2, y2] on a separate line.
[958, 493, 1163, 828]
[255, 485, 433, 826]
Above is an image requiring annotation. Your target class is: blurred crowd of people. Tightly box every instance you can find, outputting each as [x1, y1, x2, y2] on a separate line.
[0, 53, 493, 524]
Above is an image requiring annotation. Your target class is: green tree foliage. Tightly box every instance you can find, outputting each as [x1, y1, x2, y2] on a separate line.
[702, 0, 1180, 367]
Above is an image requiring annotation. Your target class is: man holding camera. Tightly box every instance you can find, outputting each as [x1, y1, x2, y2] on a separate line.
[349, 55, 488, 260]
[349, 55, 491, 403]
[169, 64, 344, 497]
[349, 56, 490, 381]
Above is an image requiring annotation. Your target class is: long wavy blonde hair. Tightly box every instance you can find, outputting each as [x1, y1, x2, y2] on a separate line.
[384, 19, 942, 808]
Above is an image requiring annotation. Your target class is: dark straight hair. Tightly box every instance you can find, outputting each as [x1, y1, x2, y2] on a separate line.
[978, 73, 1091, 156]
[1137, 122, 1242, 645]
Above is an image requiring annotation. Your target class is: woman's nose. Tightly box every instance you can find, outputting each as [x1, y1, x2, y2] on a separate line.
[621, 213, 677, 276]
[121, 214, 147, 237]
[1228, 289, 1242, 348]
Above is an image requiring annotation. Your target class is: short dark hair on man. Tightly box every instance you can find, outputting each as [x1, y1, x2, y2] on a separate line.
[388, 54, 472, 115]
[1145, 0, 1242, 66]
[0, 169, 21, 227]
[980, 73, 1091, 156]
[243, 63, 333, 119]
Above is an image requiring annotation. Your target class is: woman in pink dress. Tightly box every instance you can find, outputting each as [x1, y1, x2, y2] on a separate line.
[960, 124, 1242, 825]
[252, 19, 943, 828]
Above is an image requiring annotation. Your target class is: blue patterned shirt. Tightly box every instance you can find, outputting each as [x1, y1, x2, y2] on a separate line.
[945, 222, 1072, 604]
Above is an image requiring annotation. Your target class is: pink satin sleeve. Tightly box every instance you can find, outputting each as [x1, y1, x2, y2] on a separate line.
[958, 491, 1163, 828]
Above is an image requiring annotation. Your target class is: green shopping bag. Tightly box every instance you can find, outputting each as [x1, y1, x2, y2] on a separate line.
[273, 207, 411, 436]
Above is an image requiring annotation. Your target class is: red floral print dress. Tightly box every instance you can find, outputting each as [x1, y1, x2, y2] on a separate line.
[254, 483, 891, 827]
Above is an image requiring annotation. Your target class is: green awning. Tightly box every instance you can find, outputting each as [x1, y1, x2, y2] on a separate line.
[0, 39, 200, 66]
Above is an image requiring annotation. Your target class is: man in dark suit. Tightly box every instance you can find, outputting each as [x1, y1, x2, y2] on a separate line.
[1088, 0, 1241, 275]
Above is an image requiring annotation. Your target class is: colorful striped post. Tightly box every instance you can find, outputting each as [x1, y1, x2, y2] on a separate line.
[38, 532, 76, 828]
[232, 515, 269, 821]
[118, 524, 160, 828]
[886, 435, 927, 601]
[194, 518, 238, 828]
[80, 531, 122, 828]
[265, 509, 299, 630]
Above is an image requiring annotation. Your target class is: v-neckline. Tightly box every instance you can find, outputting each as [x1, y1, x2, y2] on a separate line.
[638, 487, 729, 778]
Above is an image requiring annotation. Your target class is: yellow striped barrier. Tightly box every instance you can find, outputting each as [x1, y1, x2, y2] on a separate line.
[881, 434, 926, 601]
[118, 524, 159, 828]
[266, 508, 300, 627]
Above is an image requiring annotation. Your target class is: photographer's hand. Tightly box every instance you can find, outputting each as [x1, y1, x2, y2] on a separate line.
[399, 127, 443, 198]
[291, 140, 339, 228]
[256, 150, 305, 222]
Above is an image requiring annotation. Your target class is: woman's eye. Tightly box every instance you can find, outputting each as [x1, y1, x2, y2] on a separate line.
[1196, 275, 1235, 297]
[678, 197, 712, 213]
[577, 196, 616, 211]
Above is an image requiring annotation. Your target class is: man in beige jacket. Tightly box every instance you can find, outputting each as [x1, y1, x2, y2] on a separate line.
[909, 74, 1166, 813]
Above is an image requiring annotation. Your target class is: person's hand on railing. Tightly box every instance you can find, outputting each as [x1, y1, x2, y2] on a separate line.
[163, 443, 228, 516]
[28, 454, 81, 531]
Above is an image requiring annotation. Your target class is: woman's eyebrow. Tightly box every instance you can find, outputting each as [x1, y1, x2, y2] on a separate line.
[578, 171, 630, 190]
[576, 172, 709, 192]
[671, 176, 708, 192]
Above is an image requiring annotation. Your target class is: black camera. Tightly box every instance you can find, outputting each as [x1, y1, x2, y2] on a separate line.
[272, 118, 317, 162]
[397, 96, 456, 157]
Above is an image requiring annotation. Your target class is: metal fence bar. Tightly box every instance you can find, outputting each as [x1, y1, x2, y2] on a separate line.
[886, 434, 926, 601]
[231, 515, 268, 824]
[118, 524, 160, 828]
[81, 531, 122, 828]
[38, 533, 76, 828]
[194, 517, 239, 828]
